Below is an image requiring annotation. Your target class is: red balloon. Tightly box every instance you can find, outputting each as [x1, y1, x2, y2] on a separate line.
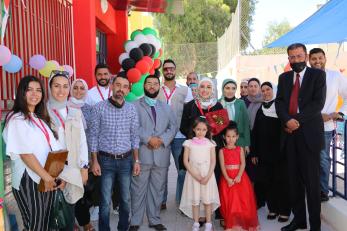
[153, 59, 161, 69]
[142, 56, 154, 66]
[135, 60, 151, 74]
[159, 48, 163, 58]
[149, 67, 155, 75]
[127, 68, 142, 83]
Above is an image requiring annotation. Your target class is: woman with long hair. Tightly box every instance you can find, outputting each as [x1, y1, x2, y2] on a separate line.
[3, 75, 62, 231]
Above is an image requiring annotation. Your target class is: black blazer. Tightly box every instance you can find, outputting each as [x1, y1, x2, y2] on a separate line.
[275, 67, 326, 153]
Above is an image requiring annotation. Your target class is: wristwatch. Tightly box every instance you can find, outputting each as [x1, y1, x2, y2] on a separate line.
[82, 164, 89, 169]
[134, 159, 140, 164]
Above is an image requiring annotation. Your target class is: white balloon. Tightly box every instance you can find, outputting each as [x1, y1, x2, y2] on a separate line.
[153, 39, 161, 50]
[125, 41, 139, 53]
[146, 34, 157, 45]
[118, 53, 130, 64]
[134, 34, 148, 45]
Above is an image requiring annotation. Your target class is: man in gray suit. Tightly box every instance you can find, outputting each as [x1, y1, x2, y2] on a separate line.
[129, 74, 178, 231]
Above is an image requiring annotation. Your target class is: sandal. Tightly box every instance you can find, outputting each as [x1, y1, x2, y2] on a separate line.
[278, 215, 289, 222]
[267, 213, 278, 220]
[83, 223, 96, 231]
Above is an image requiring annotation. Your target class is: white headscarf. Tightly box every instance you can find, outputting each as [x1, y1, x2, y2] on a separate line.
[47, 73, 69, 110]
[196, 77, 218, 109]
[68, 79, 89, 109]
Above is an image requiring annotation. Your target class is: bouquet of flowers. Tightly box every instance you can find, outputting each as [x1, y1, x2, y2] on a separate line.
[205, 109, 229, 135]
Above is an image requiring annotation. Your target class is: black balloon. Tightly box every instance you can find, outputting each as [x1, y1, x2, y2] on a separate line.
[139, 43, 152, 56]
[129, 48, 144, 62]
[121, 58, 135, 71]
[117, 71, 127, 78]
[149, 44, 156, 57]
[154, 69, 161, 78]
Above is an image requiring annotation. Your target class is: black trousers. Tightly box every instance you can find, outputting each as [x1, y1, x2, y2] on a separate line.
[285, 129, 321, 230]
[254, 158, 291, 216]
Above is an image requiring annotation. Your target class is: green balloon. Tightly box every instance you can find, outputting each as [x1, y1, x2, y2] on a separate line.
[130, 30, 143, 41]
[153, 51, 160, 59]
[125, 92, 138, 102]
[132, 82, 144, 97]
[140, 73, 149, 83]
[142, 27, 157, 37]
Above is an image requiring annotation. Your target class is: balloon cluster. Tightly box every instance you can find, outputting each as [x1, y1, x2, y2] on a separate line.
[29, 55, 73, 78]
[0, 44, 73, 77]
[0, 45, 22, 73]
[121, 27, 163, 102]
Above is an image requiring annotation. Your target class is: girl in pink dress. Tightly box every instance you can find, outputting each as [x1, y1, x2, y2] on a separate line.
[180, 117, 220, 231]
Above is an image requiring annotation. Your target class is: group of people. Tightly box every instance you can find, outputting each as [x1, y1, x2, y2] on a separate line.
[2, 42, 347, 231]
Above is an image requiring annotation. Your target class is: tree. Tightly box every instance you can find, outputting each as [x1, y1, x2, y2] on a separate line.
[262, 19, 292, 47]
[153, 0, 256, 77]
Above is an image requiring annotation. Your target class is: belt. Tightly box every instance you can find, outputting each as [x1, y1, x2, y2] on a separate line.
[98, 150, 131, 159]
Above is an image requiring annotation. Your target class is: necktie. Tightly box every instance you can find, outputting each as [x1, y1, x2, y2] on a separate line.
[150, 106, 156, 126]
[289, 73, 300, 115]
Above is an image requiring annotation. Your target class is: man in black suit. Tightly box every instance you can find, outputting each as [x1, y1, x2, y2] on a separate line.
[275, 43, 326, 231]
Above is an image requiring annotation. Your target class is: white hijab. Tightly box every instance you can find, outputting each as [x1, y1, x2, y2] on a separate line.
[196, 77, 218, 109]
[68, 79, 89, 109]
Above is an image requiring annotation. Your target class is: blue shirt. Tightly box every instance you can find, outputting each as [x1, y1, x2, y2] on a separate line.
[88, 100, 140, 154]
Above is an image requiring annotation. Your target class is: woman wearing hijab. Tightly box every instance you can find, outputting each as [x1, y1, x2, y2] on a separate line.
[219, 79, 250, 152]
[47, 70, 89, 231]
[3, 76, 62, 231]
[180, 78, 224, 224]
[252, 82, 290, 222]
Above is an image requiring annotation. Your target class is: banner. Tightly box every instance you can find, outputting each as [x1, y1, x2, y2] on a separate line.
[0, 0, 10, 44]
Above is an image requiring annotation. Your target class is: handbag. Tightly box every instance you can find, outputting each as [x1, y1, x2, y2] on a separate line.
[205, 109, 229, 135]
[49, 189, 73, 229]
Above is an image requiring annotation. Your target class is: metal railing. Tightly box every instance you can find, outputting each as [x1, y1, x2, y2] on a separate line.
[330, 120, 347, 199]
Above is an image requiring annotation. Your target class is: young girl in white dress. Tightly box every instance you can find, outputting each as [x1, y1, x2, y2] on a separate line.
[179, 117, 220, 231]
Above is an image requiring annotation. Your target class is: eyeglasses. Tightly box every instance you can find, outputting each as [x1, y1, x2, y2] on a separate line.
[163, 67, 175, 72]
[145, 82, 160, 87]
[50, 70, 69, 79]
[288, 54, 306, 61]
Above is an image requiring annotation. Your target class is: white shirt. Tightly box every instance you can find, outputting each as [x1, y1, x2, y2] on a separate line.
[321, 69, 347, 131]
[2, 113, 62, 190]
[85, 85, 111, 106]
[162, 83, 193, 139]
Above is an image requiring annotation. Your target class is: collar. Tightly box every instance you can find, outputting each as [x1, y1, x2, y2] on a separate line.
[108, 97, 124, 108]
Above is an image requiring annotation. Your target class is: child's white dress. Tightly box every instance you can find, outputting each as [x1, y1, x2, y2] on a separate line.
[179, 138, 220, 218]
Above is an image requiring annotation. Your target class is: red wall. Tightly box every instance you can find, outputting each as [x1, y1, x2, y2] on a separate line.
[73, 0, 128, 88]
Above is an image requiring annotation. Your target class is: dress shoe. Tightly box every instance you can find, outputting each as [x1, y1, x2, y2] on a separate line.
[321, 191, 329, 202]
[149, 224, 167, 231]
[128, 225, 140, 231]
[281, 221, 307, 231]
[160, 203, 167, 210]
[267, 213, 278, 220]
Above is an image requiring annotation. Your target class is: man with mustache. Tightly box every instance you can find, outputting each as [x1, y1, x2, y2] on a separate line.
[86, 63, 112, 106]
[89, 75, 140, 231]
[276, 43, 326, 231]
[129, 74, 177, 231]
[308, 48, 347, 202]
[157, 59, 193, 208]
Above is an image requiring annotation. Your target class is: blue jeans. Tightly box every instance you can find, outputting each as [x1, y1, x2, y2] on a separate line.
[163, 138, 186, 204]
[320, 131, 333, 194]
[98, 154, 132, 231]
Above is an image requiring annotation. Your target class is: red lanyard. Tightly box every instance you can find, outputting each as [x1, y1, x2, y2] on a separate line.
[195, 100, 211, 116]
[162, 86, 176, 104]
[52, 107, 68, 129]
[97, 85, 111, 101]
[29, 115, 52, 150]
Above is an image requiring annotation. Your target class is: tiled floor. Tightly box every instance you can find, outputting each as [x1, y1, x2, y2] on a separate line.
[91, 157, 336, 231]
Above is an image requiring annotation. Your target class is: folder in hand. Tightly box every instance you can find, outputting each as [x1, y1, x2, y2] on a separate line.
[38, 150, 68, 192]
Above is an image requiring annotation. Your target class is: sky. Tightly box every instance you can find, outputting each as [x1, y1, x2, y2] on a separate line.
[251, 0, 327, 49]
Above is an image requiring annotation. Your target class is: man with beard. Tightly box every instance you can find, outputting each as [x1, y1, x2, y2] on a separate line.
[309, 48, 347, 202]
[86, 63, 112, 106]
[157, 59, 193, 208]
[89, 75, 140, 231]
[275, 43, 326, 231]
[129, 74, 177, 231]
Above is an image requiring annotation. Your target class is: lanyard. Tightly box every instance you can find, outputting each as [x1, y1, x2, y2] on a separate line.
[195, 100, 211, 116]
[52, 107, 68, 129]
[29, 115, 52, 150]
[162, 86, 176, 104]
[97, 85, 111, 101]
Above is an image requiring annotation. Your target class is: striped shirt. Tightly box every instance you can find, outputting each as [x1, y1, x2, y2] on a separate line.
[88, 99, 140, 154]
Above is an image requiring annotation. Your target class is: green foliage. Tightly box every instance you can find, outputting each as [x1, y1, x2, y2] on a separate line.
[262, 19, 292, 47]
[240, 0, 257, 50]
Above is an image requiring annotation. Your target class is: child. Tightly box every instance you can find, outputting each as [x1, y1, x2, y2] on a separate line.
[219, 122, 259, 231]
[179, 117, 220, 231]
